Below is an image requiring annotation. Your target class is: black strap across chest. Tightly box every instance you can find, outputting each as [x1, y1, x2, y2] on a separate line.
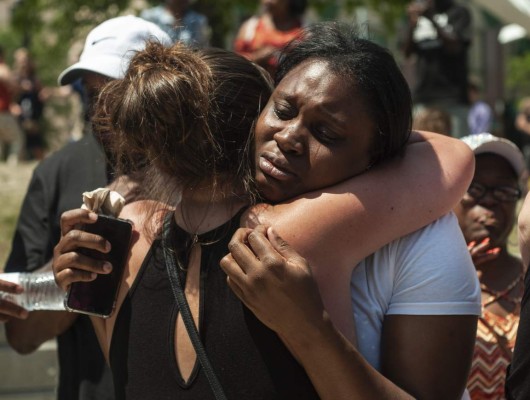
[162, 213, 228, 400]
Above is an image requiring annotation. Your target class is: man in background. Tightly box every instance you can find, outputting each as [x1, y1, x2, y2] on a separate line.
[2, 16, 170, 400]
[402, 0, 472, 138]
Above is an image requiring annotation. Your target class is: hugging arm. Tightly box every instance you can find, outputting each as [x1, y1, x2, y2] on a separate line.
[223, 218, 479, 399]
[233, 131, 477, 398]
[220, 226, 394, 400]
[247, 131, 474, 278]
[243, 130, 473, 342]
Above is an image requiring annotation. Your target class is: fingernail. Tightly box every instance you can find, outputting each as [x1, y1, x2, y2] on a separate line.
[88, 212, 98, 221]
[103, 262, 112, 273]
[105, 241, 111, 252]
[467, 241, 476, 248]
[481, 238, 490, 245]
[487, 248, 501, 255]
[90, 272, 97, 280]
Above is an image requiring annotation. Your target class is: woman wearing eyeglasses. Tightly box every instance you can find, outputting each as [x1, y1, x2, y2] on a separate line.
[454, 133, 526, 399]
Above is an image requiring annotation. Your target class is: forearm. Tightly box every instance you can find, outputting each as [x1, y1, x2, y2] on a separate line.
[5, 311, 77, 354]
[284, 313, 413, 400]
[4, 260, 77, 354]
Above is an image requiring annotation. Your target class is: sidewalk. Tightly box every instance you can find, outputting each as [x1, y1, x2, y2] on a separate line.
[0, 329, 57, 399]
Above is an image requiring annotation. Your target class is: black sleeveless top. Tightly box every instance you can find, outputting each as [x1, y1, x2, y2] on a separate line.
[109, 210, 320, 399]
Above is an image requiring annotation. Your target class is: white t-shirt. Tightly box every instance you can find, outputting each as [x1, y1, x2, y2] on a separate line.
[351, 212, 481, 370]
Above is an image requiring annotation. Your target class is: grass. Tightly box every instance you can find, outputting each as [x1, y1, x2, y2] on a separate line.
[0, 161, 36, 270]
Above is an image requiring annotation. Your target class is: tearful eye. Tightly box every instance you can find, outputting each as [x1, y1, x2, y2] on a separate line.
[273, 108, 288, 120]
[273, 101, 296, 120]
[311, 124, 340, 145]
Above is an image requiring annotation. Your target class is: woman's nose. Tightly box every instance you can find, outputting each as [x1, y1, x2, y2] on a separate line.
[273, 124, 304, 154]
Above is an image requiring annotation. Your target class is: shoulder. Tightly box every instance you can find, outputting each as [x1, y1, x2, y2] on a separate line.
[119, 200, 171, 244]
[368, 213, 481, 315]
[41, 135, 101, 164]
[29, 142, 78, 181]
[372, 212, 465, 259]
[34, 136, 103, 180]
[119, 201, 170, 271]
[392, 213, 475, 274]
[120, 200, 167, 232]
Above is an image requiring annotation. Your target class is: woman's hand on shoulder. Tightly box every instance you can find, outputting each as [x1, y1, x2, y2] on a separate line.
[52, 209, 112, 291]
[220, 225, 327, 338]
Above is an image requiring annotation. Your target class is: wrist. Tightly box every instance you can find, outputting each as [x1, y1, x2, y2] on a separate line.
[282, 311, 338, 353]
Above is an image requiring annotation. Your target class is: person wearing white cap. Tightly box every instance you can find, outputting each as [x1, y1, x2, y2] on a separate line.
[453, 133, 526, 399]
[1, 16, 170, 400]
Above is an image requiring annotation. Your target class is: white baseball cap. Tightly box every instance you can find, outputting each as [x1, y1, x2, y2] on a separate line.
[58, 15, 172, 85]
[461, 132, 526, 180]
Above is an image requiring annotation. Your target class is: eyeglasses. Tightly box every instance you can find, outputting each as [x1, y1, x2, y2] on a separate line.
[465, 181, 521, 203]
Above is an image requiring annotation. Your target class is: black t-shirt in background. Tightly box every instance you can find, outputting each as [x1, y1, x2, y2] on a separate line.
[5, 133, 114, 400]
[409, 4, 471, 105]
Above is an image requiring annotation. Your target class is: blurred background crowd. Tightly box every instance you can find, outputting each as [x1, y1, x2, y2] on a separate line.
[1, 0, 530, 399]
[1, 0, 530, 163]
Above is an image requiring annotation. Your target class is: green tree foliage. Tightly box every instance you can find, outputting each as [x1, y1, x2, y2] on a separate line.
[9, 0, 130, 85]
[7, 0, 410, 83]
[192, 0, 409, 48]
[315, 0, 408, 29]
[507, 49, 530, 100]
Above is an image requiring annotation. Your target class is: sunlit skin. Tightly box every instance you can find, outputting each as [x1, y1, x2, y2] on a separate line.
[254, 59, 375, 203]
